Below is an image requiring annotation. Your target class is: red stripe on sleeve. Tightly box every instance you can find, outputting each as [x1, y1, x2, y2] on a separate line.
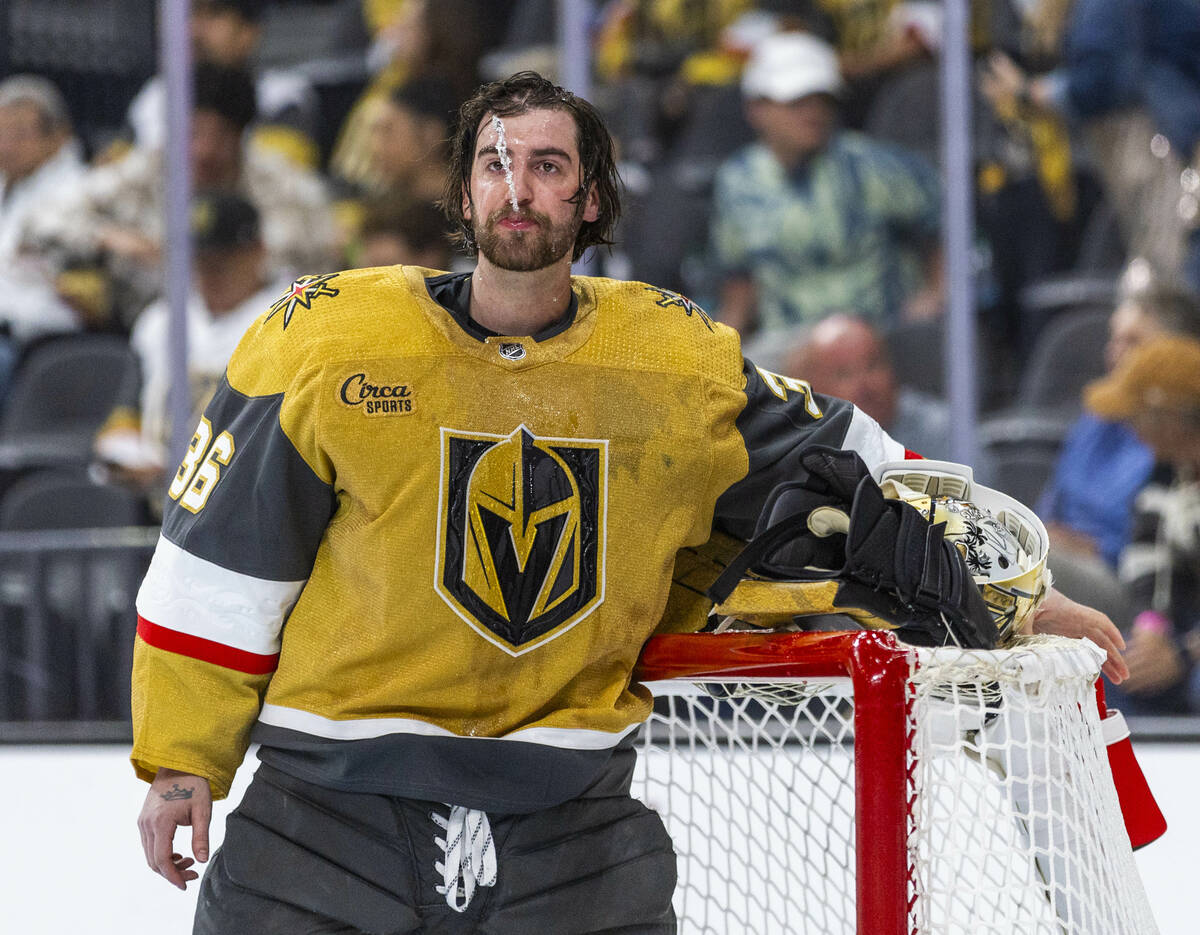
[137, 616, 279, 675]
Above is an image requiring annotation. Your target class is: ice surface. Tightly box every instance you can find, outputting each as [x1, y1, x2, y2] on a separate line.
[1, 743, 1194, 932]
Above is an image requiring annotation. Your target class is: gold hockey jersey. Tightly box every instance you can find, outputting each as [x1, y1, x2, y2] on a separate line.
[131, 266, 906, 809]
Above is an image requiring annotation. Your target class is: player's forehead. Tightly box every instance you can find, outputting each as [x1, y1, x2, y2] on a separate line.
[472, 107, 580, 161]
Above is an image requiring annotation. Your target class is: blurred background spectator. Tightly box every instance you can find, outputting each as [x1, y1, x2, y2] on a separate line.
[329, 0, 487, 190]
[124, 0, 321, 170]
[332, 75, 458, 257]
[361, 76, 456, 204]
[93, 191, 282, 503]
[0, 75, 86, 387]
[349, 197, 455, 270]
[1086, 335, 1200, 714]
[784, 312, 954, 460]
[710, 31, 942, 340]
[21, 62, 335, 330]
[982, 0, 1200, 294]
[1038, 277, 1200, 570]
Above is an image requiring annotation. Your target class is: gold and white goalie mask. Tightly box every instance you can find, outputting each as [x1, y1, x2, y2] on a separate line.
[871, 460, 1051, 642]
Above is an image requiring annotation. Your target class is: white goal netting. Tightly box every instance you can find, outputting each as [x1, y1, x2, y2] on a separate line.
[632, 632, 1159, 935]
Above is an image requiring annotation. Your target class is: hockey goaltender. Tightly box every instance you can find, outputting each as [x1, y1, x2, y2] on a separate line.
[133, 71, 1127, 934]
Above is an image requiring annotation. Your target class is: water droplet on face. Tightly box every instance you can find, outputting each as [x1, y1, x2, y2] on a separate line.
[491, 115, 519, 212]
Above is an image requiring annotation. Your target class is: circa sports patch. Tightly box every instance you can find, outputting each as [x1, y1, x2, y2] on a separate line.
[266, 273, 341, 329]
[337, 371, 414, 416]
[435, 425, 608, 655]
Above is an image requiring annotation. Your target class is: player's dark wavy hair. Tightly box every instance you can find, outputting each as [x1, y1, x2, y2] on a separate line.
[441, 71, 621, 262]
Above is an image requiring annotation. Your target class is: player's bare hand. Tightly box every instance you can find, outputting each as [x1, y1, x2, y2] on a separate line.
[138, 767, 212, 890]
[1031, 587, 1129, 684]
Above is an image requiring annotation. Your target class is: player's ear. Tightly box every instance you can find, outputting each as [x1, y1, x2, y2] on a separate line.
[461, 184, 472, 222]
[581, 181, 599, 224]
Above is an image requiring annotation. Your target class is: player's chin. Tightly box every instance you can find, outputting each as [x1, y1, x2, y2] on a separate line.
[483, 239, 569, 272]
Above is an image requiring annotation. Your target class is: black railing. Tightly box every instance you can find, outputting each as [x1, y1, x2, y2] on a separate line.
[0, 527, 156, 734]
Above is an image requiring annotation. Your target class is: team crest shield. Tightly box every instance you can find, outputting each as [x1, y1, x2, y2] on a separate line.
[435, 425, 607, 655]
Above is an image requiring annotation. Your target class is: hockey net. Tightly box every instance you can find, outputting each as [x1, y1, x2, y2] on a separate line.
[632, 629, 1159, 935]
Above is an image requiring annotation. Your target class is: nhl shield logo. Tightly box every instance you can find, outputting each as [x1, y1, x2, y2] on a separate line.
[435, 425, 607, 655]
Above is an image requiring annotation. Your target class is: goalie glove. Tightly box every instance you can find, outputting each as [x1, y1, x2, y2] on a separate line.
[708, 447, 999, 649]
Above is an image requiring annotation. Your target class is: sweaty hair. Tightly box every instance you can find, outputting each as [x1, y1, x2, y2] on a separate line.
[193, 62, 257, 132]
[441, 71, 621, 262]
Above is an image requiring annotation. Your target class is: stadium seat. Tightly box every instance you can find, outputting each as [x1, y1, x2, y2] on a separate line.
[0, 470, 150, 721]
[0, 334, 137, 472]
[973, 412, 1072, 508]
[883, 317, 1014, 412]
[1018, 271, 1117, 325]
[1015, 307, 1110, 416]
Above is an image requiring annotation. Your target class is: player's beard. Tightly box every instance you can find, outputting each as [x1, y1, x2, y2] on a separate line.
[473, 201, 584, 272]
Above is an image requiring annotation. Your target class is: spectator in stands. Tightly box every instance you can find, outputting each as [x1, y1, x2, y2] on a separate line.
[0, 75, 85, 386]
[94, 191, 283, 498]
[785, 313, 953, 461]
[710, 31, 942, 338]
[125, 0, 320, 170]
[350, 198, 454, 271]
[24, 63, 335, 329]
[1085, 335, 1200, 714]
[330, 0, 485, 190]
[329, 77, 457, 263]
[365, 78, 456, 204]
[983, 0, 1200, 292]
[1038, 279, 1200, 569]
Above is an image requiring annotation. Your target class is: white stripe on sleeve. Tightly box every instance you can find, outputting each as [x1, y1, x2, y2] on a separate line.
[135, 534, 305, 655]
[842, 405, 908, 470]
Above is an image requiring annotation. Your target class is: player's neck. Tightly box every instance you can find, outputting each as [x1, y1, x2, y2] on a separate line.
[469, 255, 575, 336]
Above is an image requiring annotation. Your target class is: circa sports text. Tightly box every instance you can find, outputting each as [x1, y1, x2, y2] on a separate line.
[339, 372, 414, 415]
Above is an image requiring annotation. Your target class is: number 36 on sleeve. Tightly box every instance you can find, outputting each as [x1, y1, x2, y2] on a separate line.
[168, 417, 235, 514]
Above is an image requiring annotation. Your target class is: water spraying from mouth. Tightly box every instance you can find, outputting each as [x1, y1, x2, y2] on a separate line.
[491, 115, 519, 212]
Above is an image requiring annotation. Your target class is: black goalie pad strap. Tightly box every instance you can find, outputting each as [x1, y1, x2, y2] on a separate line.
[708, 445, 875, 603]
[707, 511, 816, 605]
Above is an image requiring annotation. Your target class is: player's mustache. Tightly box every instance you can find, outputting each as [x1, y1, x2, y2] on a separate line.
[488, 207, 550, 226]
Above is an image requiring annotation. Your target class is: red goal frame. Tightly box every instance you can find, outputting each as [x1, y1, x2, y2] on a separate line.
[636, 630, 915, 935]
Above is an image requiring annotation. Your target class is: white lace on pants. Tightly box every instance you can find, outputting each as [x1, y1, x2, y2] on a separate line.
[431, 805, 498, 912]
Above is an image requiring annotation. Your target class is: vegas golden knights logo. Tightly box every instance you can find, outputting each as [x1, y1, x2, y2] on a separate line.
[436, 425, 607, 655]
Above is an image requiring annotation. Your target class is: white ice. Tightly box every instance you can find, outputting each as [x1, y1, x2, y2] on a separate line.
[1, 743, 1196, 933]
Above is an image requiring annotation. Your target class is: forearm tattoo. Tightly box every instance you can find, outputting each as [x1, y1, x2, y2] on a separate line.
[160, 783, 194, 801]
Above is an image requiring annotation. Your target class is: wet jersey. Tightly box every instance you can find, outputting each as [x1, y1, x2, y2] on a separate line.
[130, 266, 906, 809]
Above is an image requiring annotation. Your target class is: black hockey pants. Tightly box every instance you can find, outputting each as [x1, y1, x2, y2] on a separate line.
[192, 764, 678, 934]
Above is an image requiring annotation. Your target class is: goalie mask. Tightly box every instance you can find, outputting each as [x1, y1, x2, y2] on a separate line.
[872, 460, 1051, 641]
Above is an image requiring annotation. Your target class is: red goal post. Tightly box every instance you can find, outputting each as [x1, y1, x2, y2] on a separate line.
[632, 629, 1160, 935]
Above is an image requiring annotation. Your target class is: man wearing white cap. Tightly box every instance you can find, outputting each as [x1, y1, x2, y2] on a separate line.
[711, 31, 943, 338]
